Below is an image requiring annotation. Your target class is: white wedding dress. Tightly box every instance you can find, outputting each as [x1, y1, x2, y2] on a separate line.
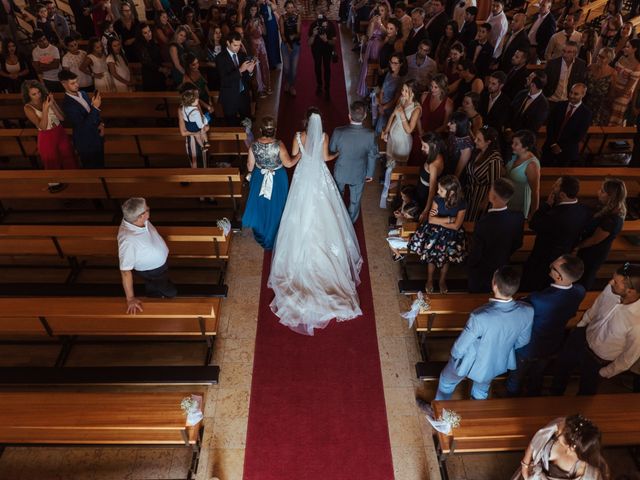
[268, 113, 363, 335]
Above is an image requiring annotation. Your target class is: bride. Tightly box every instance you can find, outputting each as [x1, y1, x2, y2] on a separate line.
[268, 108, 363, 335]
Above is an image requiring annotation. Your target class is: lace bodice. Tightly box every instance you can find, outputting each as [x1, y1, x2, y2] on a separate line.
[252, 140, 281, 169]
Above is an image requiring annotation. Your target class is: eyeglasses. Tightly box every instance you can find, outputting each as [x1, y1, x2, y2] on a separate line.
[622, 262, 638, 290]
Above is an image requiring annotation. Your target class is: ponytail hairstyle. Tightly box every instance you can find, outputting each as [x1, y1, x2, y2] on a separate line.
[438, 174, 463, 210]
[596, 177, 627, 219]
[421, 131, 445, 166]
[563, 414, 610, 480]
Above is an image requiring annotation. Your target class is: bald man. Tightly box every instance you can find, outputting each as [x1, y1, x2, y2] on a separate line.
[495, 13, 530, 72]
[542, 83, 592, 166]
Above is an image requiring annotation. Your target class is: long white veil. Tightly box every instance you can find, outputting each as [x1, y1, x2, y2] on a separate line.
[267, 113, 363, 335]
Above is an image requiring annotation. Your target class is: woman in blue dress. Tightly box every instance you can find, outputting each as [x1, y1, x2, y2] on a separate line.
[242, 116, 300, 250]
[260, 0, 281, 69]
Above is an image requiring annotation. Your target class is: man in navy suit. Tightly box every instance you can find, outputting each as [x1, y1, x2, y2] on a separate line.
[506, 255, 586, 397]
[467, 178, 524, 293]
[217, 31, 256, 126]
[522, 176, 591, 292]
[542, 83, 592, 166]
[59, 70, 104, 168]
[424, 0, 448, 53]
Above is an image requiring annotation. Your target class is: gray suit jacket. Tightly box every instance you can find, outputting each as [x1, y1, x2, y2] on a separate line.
[329, 124, 378, 185]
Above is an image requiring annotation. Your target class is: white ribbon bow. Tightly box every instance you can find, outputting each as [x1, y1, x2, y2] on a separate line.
[258, 166, 282, 200]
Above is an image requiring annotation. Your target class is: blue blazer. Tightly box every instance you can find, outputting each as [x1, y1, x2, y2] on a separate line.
[518, 284, 586, 359]
[450, 299, 533, 383]
[61, 91, 103, 152]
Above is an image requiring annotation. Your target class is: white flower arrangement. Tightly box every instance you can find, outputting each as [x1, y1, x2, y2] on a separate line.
[181, 396, 198, 414]
[425, 407, 462, 435]
[400, 291, 431, 328]
[216, 217, 232, 237]
[181, 395, 204, 426]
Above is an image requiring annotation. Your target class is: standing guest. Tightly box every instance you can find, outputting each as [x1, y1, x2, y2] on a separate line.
[154, 11, 175, 62]
[81, 37, 115, 92]
[544, 42, 587, 111]
[405, 39, 436, 90]
[31, 30, 62, 92]
[527, 0, 556, 62]
[552, 264, 640, 396]
[182, 53, 214, 110]
[118, 197, 177, 315]
[242, 117, 299, 249]
[467, 178, 523, 293]
[22, 79, 77, 176]
[599, 0, 623, 46]
[585, 48, 616, 126]
[464, 126, 503, 221]
[106, 38, 133, 92]
[356, 1, 388, 98]
[522, 176, 591, 292]
[136, 23, 169, 91]
[375, 52, 406, 134]
[0, 39, 32, 93]
[544, 11, 581, 61]
[494, 13, 528, 73]
[33, 2, 61, 45]
[217, 31, 256, 126]
[460, 91, 483, 138]
[484, 0, 507, 59]
[453, 0, 474, 30]
[415, 132, 445, 215]
[514, 415, 610, 479]
[507, 71, 549, 134]
[403, 7, 427, 57]
[114, 1, 140, 61]
[576, 178, 627, 290]
[446, 110, 474, 178]
[91, 0, 114, 37]
[542, 83, 592, 166]
[279, 0, 301, 97]
[68, 0, 95, 39]
[205, 25, 223, 91]
[168, 26, 192, 86]
[607, 39, 640, 126]
[434, 21, 459, 70]
[457, 6, 477, 48]
[578, 27, 599, 66]
[502, 48, 529, 100]
[59, 69, 105, 168]
[508, 256, 586, 397]
[0, 0, 25, 47]
[407, 175, 467, 294]
[222, 9, 239, 38]
[506, 129, 540, 220]
[612, 22, 636, 64]
[468, 22, 493, 79]
[434, 265, 533, 399]
[393, 3, 412, 49]
[450, 59, 483, 109]
[478, 70, 510, 132]
[179, 88, 210, 166]
[378, 18, 403, 78]
[244, 3, 271, 97]
[443, 42, 465, 86]
[259, 0, 280, 69]
[308, 9, 336, 101]
[45, 1, 70, 45]
[425, 0, 448, 53]
[62, 37, 94, 93]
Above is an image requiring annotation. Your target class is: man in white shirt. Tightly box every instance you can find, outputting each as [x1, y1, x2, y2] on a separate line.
[544, 11, 582, 61]
[406, 40, 437, 88]
[118, 197, 176, 314]
[61, 37, 93, 91]
[527, 0, 556, 61]
[545, 41, 587, 106]
[31, 30, 62, 92]
[484, 0, 508, 58]
[552, 263, 640, 395]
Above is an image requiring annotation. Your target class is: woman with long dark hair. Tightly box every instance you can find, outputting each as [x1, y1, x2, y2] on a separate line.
[0, 39, 32, 93]
[136, 22, 169, 91]
[446, 110, 474, 178]
[415, 132, 445, 217]
[465, 126, 503, 221]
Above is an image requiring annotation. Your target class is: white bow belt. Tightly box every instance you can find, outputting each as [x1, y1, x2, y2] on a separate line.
[258, 165, 283, 200]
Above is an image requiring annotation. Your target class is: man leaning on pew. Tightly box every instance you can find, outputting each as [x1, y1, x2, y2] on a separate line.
[118, 197, 177, 314]
[433, 266, 534, 400]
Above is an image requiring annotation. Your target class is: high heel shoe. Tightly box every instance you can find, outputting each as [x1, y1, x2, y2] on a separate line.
[439, 281, 448, 294]
[425, 283, 434, 294]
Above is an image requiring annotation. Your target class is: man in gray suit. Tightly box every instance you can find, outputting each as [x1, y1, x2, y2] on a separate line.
[435, 266, 534, 400]
[329, 101, 378, 223]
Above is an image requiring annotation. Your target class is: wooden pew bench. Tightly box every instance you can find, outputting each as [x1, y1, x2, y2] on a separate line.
[431, 394, 640, 480]
[0, 390, 207, 479]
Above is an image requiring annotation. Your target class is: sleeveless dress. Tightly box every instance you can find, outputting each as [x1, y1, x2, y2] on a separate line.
[506, 154, 540, 218]
[387, 102, 416, 164]
[578, 213, 624, 290]
[268, 129, 363, 336]
[241, 140, 288, 250]
[408, 93, 448, 165]
[88, 53, 114, 92]
[106, 54, 132, 92]
[356, 19, 386, 97]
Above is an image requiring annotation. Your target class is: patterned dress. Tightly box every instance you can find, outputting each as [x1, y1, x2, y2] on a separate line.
[464, 149, 504, 221]
[407, 196, 467, 267]
[446, 134, 474, 177]
[585, 70, 613, 126]
[608, 60, 640, 126]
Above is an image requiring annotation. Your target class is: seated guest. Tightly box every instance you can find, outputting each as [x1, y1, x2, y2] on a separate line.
[494, 13, 528, 73]
[544, 42, 587, 111]
[576, 178, 627, 290]
[468, 22, 493, 79]
[542, 83, 592, 166]
[527, 0, 556, 62]
[434, 265, 533, 400]
[544, 11, 581, 61]
[552, 263, 640, 396]
[505, 129, 540, 220]
[522, 176, 591, 292]
[507, 71, 549, 135]
[403, 7, 428, 57]
[507, 255, 586, 397]
[467, 178, 524, 293]
[502, 47, 529, 100]
[457, 6, 477, 48]
[478, 70, 510, 132]
[405, 39, 436, 90]
[514, 415, 609, 479]
[393, 185, 420, 227]
[118, 197, 177, 315]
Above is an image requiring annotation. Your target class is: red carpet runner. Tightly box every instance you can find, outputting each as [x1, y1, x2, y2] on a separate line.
[243, 22, 395, 480]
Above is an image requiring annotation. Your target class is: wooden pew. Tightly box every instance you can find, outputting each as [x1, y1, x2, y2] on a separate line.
[431, 394, 640, 480]
[0, 390, 207, 479]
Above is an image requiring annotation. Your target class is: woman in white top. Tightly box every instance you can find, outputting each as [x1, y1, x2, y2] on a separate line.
[81, 37, 115, 92]
[106, 37, 133, 91]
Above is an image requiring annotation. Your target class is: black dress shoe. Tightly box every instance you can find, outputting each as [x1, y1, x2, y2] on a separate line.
[47, 183, 68, 194]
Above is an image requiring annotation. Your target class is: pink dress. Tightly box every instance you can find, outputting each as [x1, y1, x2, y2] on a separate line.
[356, 19, 386, 98]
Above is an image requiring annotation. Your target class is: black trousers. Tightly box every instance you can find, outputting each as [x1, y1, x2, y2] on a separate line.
[135, 262, 177, 298]
[313, 51, 331, 91]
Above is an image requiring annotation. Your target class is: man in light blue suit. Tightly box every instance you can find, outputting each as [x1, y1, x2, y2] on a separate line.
[435, 266, 534, 400]
[329, 100, 378, 223]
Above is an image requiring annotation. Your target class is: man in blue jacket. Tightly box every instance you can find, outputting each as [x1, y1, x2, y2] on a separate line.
[435, 266, 534, 400]
[506, 255, 586, 396]
[59, 69, 104, 168]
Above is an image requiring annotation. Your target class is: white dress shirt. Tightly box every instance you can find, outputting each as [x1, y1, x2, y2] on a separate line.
[549, 59, 573, 102]
[577, 284, 640, 378]
[544, 30, 582, 61]
[485, 10, 509, 57]
[118, 219, 169, 271]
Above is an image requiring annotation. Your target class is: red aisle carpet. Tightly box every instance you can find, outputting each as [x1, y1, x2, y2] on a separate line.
[242, 22, 395, 480]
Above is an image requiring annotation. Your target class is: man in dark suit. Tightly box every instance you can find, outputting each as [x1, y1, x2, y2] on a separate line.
[522, 176, 591, 292]
[502, 48, 529, 100]
[217, 31, 256, 126]
[467, 178, 524, 293]
[457, 6, 478, 47]
[59, 70, 104, 168]
[542, 83, 592, 166]
[425, 0, 448, 52]
[543, 41, 587, 110]
[479, 70, 510, 132]
[506, 254, 586, 397]
[494, 13, 529, 73]
[507, 70, 549, 135]
[527, 0, 556, 61]
[468, 22, 494, 78]
[403, 7, 429, 57]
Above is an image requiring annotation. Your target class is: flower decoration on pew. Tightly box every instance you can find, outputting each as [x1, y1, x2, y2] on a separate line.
[216, 217, 232, 237]
[400, 291, 431, 328]
[425, 407, 462, 435]
[241, 117, 255, 147]
[181, 395, 204, 426]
